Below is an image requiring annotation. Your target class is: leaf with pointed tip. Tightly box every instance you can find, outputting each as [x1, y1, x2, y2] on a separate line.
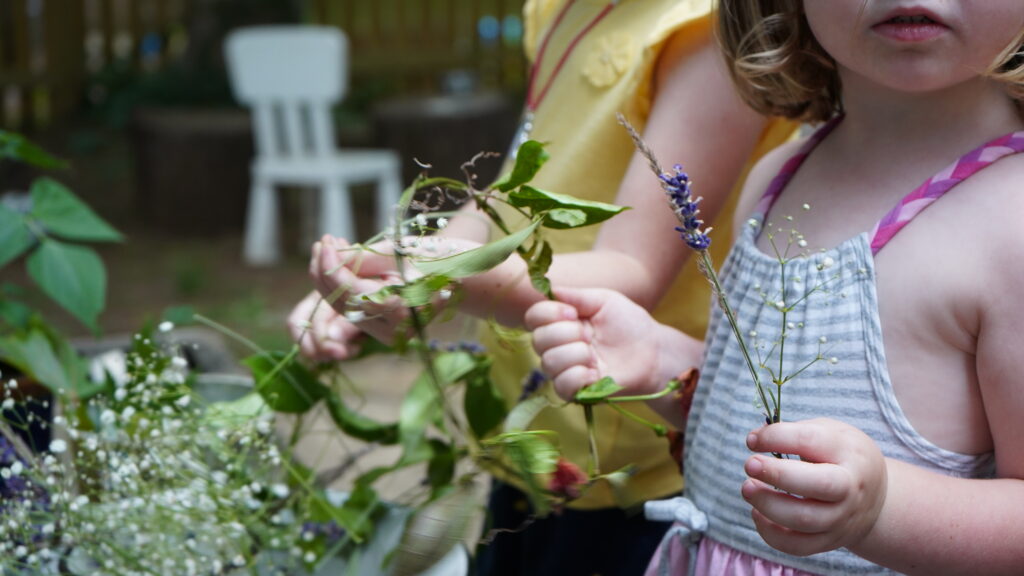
[26, 239, 106, 332]
[243, 351, 329, 413]
[491, 140, 549, 192]
[30, 178, 123, 242]
[0, 130, 67, 169]
[574, 377, 625, 404]
[0, 204, 33, 268]
[509, 186, 627, 229]
[412, 220, 540, 278]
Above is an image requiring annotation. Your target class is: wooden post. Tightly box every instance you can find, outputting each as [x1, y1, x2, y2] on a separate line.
[42, 0, 87, 126]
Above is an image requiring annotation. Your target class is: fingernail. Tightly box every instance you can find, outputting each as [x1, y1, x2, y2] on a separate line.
[747, 433, 758, 449]
[746, 456, 763, 476]
[741, 479, 756, 499]
[327, 323, 343, 340]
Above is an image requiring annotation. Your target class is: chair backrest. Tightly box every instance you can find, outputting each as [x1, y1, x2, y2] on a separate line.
[225, 26, 348, 158]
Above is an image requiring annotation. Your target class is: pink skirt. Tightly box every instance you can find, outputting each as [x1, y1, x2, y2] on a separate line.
[644, 529, 820, 576]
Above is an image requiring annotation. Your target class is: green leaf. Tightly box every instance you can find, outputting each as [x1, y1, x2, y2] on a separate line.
[323, 388, 399, 444]
[0, 130, 67, 169]
[0, 298, 32, 330]
[399, 274, 452, 307]
[0, 329, 75, 392]
[464, 361, 506, 439]
[546, 208, 586, 228]
[500, 432, 559, 475]
[399, 350, 478, 455]
[30, 178, 123, 242]
[399, 371, 443, 456]
[432, 350, 479, 386]
[243, 351, 329, 413]
[426, 439, 457, 494]
[413, 219, 541, 278]
[0, 204, 34, 268]
[503, 394, 550, 433]
[26, 239, 106, 332]
[495, 431, 558, 516]
[491, 140, 549, 192]
[203, 392, 269, 426]
[574, 377, 625, 404]
[508, 186, 628, 229]
[528, 240, 553, 299]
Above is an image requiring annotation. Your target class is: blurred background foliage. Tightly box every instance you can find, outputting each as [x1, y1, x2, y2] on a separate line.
[0, 0, 527, 352]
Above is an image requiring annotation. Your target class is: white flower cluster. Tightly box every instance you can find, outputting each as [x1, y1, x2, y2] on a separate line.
[0, 335, 328, 575]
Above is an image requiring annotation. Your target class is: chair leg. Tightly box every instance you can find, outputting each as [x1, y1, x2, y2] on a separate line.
[377, 167, 403, 234]
[320, 180, 354, 242]
[243, 178, 280, 265]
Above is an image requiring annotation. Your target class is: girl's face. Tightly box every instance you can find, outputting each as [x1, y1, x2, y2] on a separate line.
[803, 0, 1024, 94]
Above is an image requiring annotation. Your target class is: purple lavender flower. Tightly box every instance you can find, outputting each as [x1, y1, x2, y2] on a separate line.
[518, 369, 546, 402]
[660, 165, 711, 251]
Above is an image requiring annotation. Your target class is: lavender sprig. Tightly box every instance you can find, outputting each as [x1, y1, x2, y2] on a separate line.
[660, 166, 712, 251]
[617, 114, 775, 425]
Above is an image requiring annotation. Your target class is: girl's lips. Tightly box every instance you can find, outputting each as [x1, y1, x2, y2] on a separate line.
[872, 14, 949, 43]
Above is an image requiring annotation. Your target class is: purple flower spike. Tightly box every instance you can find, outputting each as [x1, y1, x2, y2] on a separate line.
[660, 165, 712, 251]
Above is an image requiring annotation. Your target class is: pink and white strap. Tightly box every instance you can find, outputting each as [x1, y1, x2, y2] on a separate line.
[869, 130, 1024, 253]
[755, 115, 1024, 255]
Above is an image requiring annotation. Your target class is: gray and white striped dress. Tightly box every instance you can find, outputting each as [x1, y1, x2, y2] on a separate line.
[651, 121, 1024, 575]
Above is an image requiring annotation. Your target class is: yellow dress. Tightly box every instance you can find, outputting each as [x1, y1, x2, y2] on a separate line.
[483, 0, 796, 510]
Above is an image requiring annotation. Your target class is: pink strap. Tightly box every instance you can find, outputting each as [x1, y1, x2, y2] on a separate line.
[870, 130, 1024, 253]
[756, 116, 1024, 255]
[754, 115, 843, 216]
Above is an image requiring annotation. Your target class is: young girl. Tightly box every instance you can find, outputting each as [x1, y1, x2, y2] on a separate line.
[527, 1, 1024, 574]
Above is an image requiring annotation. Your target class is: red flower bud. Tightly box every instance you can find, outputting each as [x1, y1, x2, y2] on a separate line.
[547, 458, 588, 500]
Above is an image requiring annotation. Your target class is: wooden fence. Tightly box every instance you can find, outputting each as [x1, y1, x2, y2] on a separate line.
[0, 0, 527, 132]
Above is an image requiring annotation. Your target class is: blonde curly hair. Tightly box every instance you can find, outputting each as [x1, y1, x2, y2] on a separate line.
[716, 1, 1024, 123]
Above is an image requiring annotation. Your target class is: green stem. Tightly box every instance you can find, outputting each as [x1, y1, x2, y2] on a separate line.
[584, 405, 600, 477]
[604, 379, 680, 403]
[699, 251, 773, 422]
[608, 402, 667, 437]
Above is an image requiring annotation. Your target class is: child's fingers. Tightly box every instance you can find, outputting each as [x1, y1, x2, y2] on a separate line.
[746, 419, 844, 464]
[744, 455, 850, 502]
[539, 341, 595, 380]
[525, 299, 578, 330]
[549, 286, 621, 319]
[551, 365, 602, 402]
[742, 476, 845, 534]
[750, 507, 838, 558]
[531, 319, 588, 353]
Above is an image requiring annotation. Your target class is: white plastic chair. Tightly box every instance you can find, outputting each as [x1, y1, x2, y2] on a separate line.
[225, 26, 403, 265]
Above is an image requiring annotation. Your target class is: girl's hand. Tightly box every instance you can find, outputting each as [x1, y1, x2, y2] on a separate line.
[287, 289, 364, 361]
[742, 418, 888, 557]
[525, 287, 685, 402]
[308, 235, 408, 345]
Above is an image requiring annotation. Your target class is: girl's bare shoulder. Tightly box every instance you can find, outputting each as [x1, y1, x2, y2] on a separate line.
[732, 137, 807, 232]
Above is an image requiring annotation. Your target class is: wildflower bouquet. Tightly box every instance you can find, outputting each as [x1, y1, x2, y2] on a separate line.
[273, 140, 676, 558]
[619, 114, 837, 429]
